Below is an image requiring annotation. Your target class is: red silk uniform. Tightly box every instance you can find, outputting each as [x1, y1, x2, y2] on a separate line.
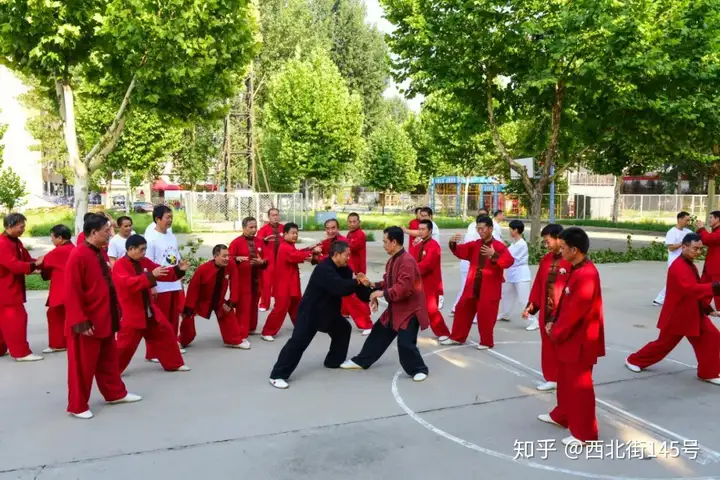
[257, 222, 284, 310]
[76, 232, 109, 261]
[229, 235, 268, 334]
[263, 241, 313, 336]
[448, 238, 514, 347]
[341, 230, 374, 330]
[547, 259, 605, 443]
[64, 242, 128, 414]
[407, 219, 420, 256]
[0, 233, 38, 358]
[183, 260, 245, 346]
[415, 238, 450, 338]
[526, 251, 572, 382]
[41, 241, 75, 350]
[112, 256, 185, 373]
[698, 227, 720, 308]
[375, 249, 430, 331]
[629, 256, 720, 380]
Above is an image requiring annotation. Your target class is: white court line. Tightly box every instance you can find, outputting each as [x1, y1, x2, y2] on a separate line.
[391, 341, 720, 480]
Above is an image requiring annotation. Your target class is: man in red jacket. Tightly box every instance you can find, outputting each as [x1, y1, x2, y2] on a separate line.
[537, 227, 605, 446]
[522, 224, 572, 392]
[182, 245, 249, 349]
[415, 219, 450, 341]
[441, 215, 514, 349]
[343, 213, 373, 334]
[40, 225, 75, 353]
[696, 211, 720, 308]
[256, 208, 284, 311]
[626, 232, 720, 385]
[229, 217, 268, 338]
[114, 234, 190, 374]
[65, 214, 141, 419]
[0, 213, 44, 362]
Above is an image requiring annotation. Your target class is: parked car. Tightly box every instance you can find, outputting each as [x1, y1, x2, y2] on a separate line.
[133, 202, 154, 213]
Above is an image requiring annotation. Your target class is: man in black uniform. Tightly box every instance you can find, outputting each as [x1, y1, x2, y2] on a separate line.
[269, 241, 371, 389]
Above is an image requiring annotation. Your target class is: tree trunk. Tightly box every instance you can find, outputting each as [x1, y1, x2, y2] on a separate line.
[529, 189, 543, 241]
[611, 174, 622, 223]
[57, 82, 88, 235]
[246, 67, 255, 190]
[462, 176, 470, 218]
[104, 172, 113, 209]
[381, 191, 386, 215]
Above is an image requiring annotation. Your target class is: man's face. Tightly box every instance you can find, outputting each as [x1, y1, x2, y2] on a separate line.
[680, 215, 691, 228]
[415, 210, 422, 220]
[419, 211, 431, 221]
[495, 212, 505, 222]
[285, 228, 299, 243]
[127, 244, 147, 261]
[50, 233, 62, 246]
[418, 223, 431, 240]
[333, 248, 351, 267]
[476, 222, 493, 241]
[268, 210, 280, 224]
[215, 249, 230, 267]
[710, 215, 720, 229]
[683, 240, 704, 260]
[119, 220, 133, 237]
[244, 220, 258, 237]
[543, 235, 560, 252]
[6, 221, 25, 238]
[347, 216, 360, 231]
[159, 212, 173, 228]
[559, 239, 577, 263]
[325, 221, 338, 238]
[91, 221, 112, 246]
[383, 233, 396, 255]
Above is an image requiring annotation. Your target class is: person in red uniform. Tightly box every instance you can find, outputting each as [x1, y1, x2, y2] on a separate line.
[522, 224, 572, 392]
[65, 214, 141, 419]
[76, 212, 112, 262]
[0, 213, 43, 362]
[262, 223, 318, 341]
[341, 226, 430, 381]
[229, 216, 268, 337]
[257, 208, 284, 311]
[441, 215, 514, 349]
[625, 233, 720, 385]
[182, 245, 249, 349]
[415, 219, 451, 341]
[313, 218, 348, 313]
[342, 213, 374, 334]
[40, 225, 75, 354]
[114, 234, 190, 374]
[407, 207, 422, 251]
[696, 211, 720, 308]
[537, 227, 605, 446]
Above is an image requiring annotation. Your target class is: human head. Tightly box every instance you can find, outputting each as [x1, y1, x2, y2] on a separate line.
[559, 227, 590, 264]
[50, 224, 71, 246]
[125, 234, 148, 261]
[153, 205, 173, 231]
[475, 215, 493, 242]
[117, 216, 133, 238]
[330, 240, 350, 267]
[382, 226, 404, 255]
[709, 211, 720, 230]
[268, 208, 280, 225]
[508, 219, 524, 239]
[83, 212, 94, 223]
[540, 224, 564, 252]
[677, 211, 691, 228]
[414, 207, 422, 220]
[242, 216, 258, 236]
[477, 207, 489, 218]
[681, 233, 704, 261]
[284, 222, 299, 243]
[418, 219, 433, 240]
[324, 218, 339, 238]
[213, 244, 230, 267]
[3, 213, 26, 238]
[419, 207, 434, 220]
[493, 210, 505, 222]
[84, 214, 112, 247]
[347, 212, 360, 231]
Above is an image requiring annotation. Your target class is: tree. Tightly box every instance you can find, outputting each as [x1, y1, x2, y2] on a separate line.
[0, 167, 27, 211]
[364, 119, 418, 213]
[262, 49, 365, 191]
[173, 121, 223, 190]
[1, 0, 259, 232]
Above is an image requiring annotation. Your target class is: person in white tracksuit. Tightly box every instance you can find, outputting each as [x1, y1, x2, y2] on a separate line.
[497, 220, 538, 330]
[451, 208, 491, 321]
[653, 211, 693, 306]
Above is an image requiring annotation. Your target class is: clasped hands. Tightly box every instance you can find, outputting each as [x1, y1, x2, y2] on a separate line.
[355, 273, 382, 312]
[151, 260, 189, 278]
[235, 256, 266, 265]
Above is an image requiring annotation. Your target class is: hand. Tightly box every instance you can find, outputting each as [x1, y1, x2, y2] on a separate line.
[481, 245, 496, 257]
[401, 226, 409, 234]
[451, 233, 463, 243]
[250, 257, 265, 265]
[710, 311, 720, 317]
[370, 298, 379, 312]
[545, 322, 553, 335]
[413, 237, 422, 245]
[151, 286, 158, 299]
[696, 220, 706, 229]
[370, 290, 384, 302]
[264, 234, 276, 242]
[82, 326, 95, 337]
[236, 256, 249, 263]
[356, 272, 371, 287]
[178, 260, 190, 271]
[313, 246, 322, 254]
[522, 303, 534, 319]
[222, 304, 232, 313]
[152, 266, 169, 278]
[34, 255, 44, 267]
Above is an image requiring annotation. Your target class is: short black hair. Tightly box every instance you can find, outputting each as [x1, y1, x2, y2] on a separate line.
[493, 210, 503, 217]
[3, 213, 26, 229]
[419, 219, 433, 231]
[242, 216, 256, 228]
[677, 211, 690, 220]
[476, 215, 493, 228]
[710, 211, 720, 220]
[324, 218, 339, 228]
[50, 224, 72, 240]
[213, 244, 228, 256]
[420, 207, 433, 217]
[284, 222, 299, 233]
[540, 224, 563, 238]
[559, 227, 590, 254]
[116, 216, 132, 227]
[330, 240, 350, 257]
[83, 214, 109, 237]
[125, 234, 147, 251]
[83, 212, 95, 222]
[477, 207, 489, 215]
[414, 207, 422, 214]
[153, 205, 172, 222]
[682, 233, 702, 245]
[348, 212, 360, 221]
[384, 226, 404, 246]
[509, 219, 524, 234]
[268, 208, 279, 215]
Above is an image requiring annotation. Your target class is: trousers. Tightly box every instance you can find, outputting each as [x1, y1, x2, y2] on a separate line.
[262, 296, 300, 337]
[147, 290, 192, 357]
[0, 305, 32, 358]
[450, 296, 501, 347]
[426, 292, 450, 338]
[47, 305, 67, 350]
[237, 289, 261, 335]
[497, 281, 535, 321]
[351, 317, 428, 376]
[549, 362, 598, 442]
[342, 294, 373, 330]
[116, 316, 185, 373]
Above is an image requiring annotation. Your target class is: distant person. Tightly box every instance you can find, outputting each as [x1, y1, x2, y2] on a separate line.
[492, 210, 505, 242]
[344, 213, 373, 335]
[256, 208, 283, 311]
[696, 211, 720, 309]
[451, 207, 488, 319]
[653, 211, 693, 306]
[40, 225, 75, 353]
[108, 216, 136, 267]
[497, 220, 537, 328]
[414, 219, 450, 341]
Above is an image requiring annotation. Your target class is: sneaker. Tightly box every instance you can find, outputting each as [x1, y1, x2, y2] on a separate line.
[261, 335, 274, 342]
[652, 301, 662, 306]
[176, 365, 191, 372]
[71, 410, 94, 419]
[15, 354, 44, 362]
[146, 358, 160, 363]
[413, 373, 428, 382]
[438, 336, 449, 342]
[361, 329, 372, 336]
[704, 377, 720, 385]
[625, 358, 641, 373]
[269, 378, 288, 389]
[525, 319, 540, 331]
[537, 414, 564, 427]
[562, 436, 586, 446]
[107, 393, 142, 405]
[476, 344, 490, 350]
[536, 381, 557, 392]
[439, 338, 460, 346]
[42, 347, 66, 354]
[340, 360, 362, 370]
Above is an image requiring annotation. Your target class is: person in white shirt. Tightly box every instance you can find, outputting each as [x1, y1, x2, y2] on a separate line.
[145, 221, 172, 236]
[492, 210, 505, 242]
[497, 220, 538, 330]
[451, 208, 488, 322]
[107, 216, 136, 267]
[653, 211, 693, 306]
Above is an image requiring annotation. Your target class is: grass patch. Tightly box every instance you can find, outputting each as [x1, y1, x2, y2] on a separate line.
[26, 274, 49, 291]
[556, 218, 672, 232]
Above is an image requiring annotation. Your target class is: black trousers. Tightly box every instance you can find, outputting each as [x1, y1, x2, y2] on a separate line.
[270, 314, 352, 380]
[351, 316, 428, 376]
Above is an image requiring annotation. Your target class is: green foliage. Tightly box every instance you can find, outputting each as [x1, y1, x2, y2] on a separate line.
[172, 121, 223, 189]
[179, 239, 206, 284]
[26, 274, 49, 291]
[0, 110, 7, 159]
[0, 168, 27, 211]
[556, 219, 673, 233]
[525, 235, 671, 266]
[364, 119, 418, 196]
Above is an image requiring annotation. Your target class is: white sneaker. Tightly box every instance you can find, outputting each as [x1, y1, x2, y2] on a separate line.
[261, 335, 274, 342]
[259, 307, 268, 312]
[625, 359, 641, 373]
[361, 329, 372, 336]
[107, 393, 142, 405]
[537, 414, 564, 427]
[413, 373, 428, 382]
[71, 410, 94, 419]
[704, 377, 720, 385]
[269, 378, 288, 389]
[147, 358, 160, 363]
[525, 319, 540, 331]
[42, 347, 66, 354]
[15, 354, 43, 362]
[562, 436, 586, 446]
[438, 335, 449, 342]
[476, 344, 490, 350]
[176, 365, 191, 372]
[439, 338, 460, 346]
[340, 360, 362, 370]
[472, 318, 478, 324]
[536, 381, 557, 391]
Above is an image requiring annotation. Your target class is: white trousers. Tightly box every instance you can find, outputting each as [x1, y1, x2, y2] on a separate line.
[654, 262, 672, 304]
[497, 281, 535, 320]
[453, 262, 477, 322]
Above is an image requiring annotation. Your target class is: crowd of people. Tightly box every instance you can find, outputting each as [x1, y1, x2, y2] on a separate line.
[0, 204, 719, 448]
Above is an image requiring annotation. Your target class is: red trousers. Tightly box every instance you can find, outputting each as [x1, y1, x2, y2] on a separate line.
[67, 333, 128, 414]
[237, 290, 261, 335]
[147, 290, 193, 356]
[260, 265, 275, 310]
[549, 362, 598, 442]
[342, 294, 373, 330]
[47, 305, 67, 350]
[116, 316, 185, 373]
[427, 292, 450, 338]
[262, 296, 300, 336]
[628, 316, 720, 379]
[450, 296, 500, 347]
[540, 323, 558, 382]
[0, 305, 32, 358]
[181, 308, 246, 347]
